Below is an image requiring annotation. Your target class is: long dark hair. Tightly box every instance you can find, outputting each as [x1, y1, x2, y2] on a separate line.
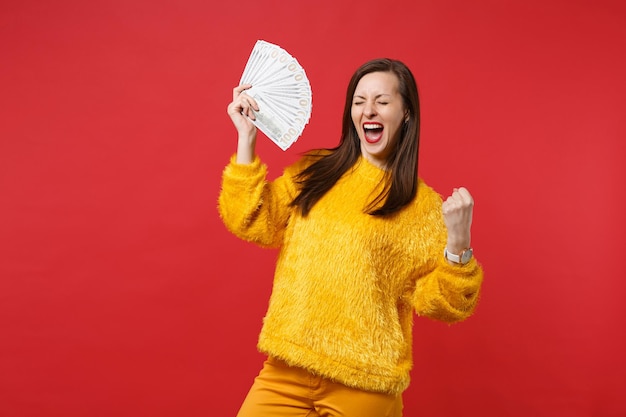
[291, 58, 421, 216]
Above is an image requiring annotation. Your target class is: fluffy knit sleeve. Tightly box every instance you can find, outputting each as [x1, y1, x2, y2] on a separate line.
[217, 155, 299, 248]
[411, 188, 484, 323]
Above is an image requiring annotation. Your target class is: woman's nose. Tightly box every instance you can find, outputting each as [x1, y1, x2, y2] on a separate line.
[364, 102, 376, 117]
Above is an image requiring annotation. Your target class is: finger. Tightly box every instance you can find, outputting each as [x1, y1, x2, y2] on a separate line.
[447, 187, 472, 203]
[227, 99, 254, 122]
[228, 94, 251, 115]
[442, 196, 456, 214]
[227, 100, 242, 116]
[245, 106, 256, 121]
[455, 187, 474, 207]
[240, 94, 259, 112]
[442, 189, 472, 213]
[241, 98, 257, 121]
[227, 97, 247, 116]
[232, 84, 252, 100]
[456, 186, 471, 198]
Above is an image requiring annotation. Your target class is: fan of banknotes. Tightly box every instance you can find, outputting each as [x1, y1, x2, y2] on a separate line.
[239, 40, 312, 151]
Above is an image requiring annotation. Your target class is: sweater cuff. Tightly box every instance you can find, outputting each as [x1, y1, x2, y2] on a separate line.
[223, 154, 266, 179]
[436, 255, 481, 277]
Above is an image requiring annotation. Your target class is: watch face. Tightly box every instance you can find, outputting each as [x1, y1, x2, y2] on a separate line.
[461, 248, 473, 263]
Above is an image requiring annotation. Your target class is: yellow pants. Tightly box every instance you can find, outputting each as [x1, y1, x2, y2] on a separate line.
[236, 357, 403, 417]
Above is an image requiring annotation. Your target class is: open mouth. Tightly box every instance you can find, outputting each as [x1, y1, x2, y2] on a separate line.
[363, 122, 384, 143]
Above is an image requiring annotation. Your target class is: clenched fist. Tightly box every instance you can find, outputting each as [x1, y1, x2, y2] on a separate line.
[442, 187, 474, 255]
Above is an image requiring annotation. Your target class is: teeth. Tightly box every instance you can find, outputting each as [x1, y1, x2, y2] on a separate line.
[364, 123, 383, 130]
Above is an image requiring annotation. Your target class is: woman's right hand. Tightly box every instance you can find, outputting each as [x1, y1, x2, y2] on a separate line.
[227, 84, 260, 164]
[227, 83, 259, 144]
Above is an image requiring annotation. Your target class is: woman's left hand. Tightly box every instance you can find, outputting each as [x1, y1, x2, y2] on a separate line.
[442, 187, 474, 254]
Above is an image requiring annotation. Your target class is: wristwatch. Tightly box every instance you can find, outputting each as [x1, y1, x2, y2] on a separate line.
[444, 247, 473, 265]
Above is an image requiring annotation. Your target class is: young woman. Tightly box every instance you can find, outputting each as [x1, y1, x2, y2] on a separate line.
[219, 58, 484, 417]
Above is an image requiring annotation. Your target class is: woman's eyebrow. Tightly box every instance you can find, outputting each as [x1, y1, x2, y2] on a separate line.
[353, 93, 392, 99]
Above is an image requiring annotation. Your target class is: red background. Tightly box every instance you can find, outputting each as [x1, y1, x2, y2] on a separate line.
[1, 0, 625, 416]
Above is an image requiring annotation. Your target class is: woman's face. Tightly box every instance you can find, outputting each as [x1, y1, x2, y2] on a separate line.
[351, 71, 406, 169]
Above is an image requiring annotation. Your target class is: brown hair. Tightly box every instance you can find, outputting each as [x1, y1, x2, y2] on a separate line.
[291, 58, 421, 216]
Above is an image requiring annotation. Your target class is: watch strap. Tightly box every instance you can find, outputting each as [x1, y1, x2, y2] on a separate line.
[444, 247, 473, 265]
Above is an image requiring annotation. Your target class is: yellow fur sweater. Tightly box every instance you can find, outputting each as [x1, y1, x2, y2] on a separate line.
[218, 154, 483, 395]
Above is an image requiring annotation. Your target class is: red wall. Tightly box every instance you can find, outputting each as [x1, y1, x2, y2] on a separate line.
[1, 0, 625, 416]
